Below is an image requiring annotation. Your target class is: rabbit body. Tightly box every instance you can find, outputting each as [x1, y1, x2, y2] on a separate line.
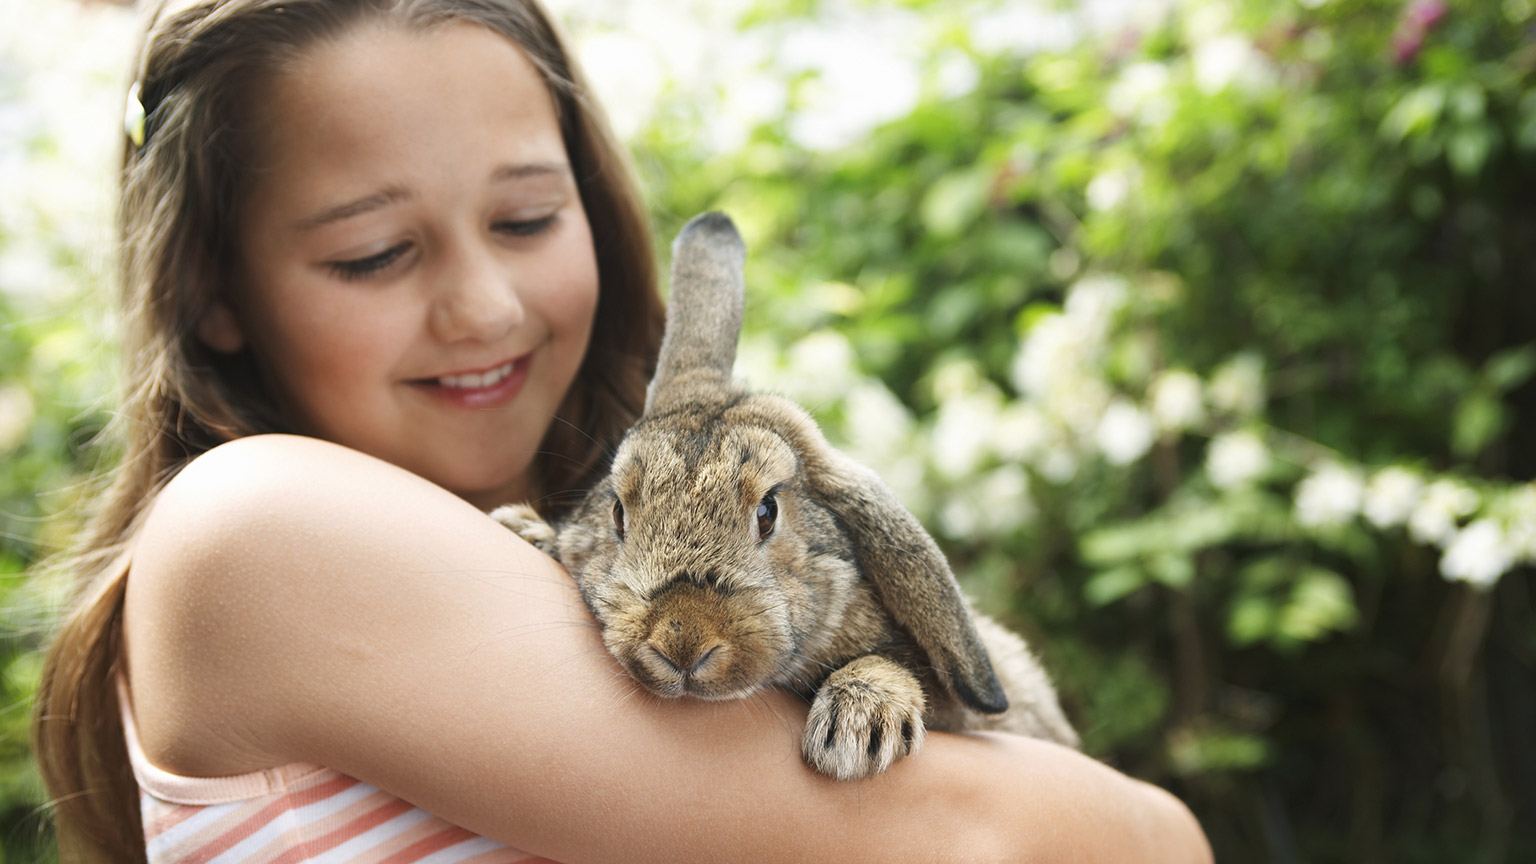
[493, 213, 1076, 780]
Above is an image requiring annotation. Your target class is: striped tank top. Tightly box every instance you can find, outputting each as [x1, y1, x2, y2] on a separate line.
[120, 681, 556, 863]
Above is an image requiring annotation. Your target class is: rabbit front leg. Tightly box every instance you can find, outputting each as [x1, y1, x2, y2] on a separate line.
[489, 503, 560, 558]
[802, 654, 928, 780]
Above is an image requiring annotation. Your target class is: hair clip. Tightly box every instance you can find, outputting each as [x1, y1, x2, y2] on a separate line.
[125, 81, 147, 148]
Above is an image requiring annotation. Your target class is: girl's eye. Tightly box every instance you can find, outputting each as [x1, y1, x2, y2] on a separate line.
[495, 213, 558, 237]
[328, 243, 408, 280]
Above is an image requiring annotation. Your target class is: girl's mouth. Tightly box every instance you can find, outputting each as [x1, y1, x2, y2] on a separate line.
[434, 359, 518, 389]
[414, 355, 531, 409]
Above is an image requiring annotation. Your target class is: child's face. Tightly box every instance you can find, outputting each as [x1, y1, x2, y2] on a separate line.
[212, 21, 598, 509]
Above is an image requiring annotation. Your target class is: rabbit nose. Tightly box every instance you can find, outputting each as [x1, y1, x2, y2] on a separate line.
[649, 640, 721, 677]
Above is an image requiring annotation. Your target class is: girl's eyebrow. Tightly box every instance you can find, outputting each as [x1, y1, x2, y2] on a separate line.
[294, 184, 414, 232]
[490, 161, 570, 183]
[292, 162, 572, 233]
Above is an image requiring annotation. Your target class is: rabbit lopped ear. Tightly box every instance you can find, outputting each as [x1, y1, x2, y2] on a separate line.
[646, 212, 747, 415]
[808, 453, 1010, 715]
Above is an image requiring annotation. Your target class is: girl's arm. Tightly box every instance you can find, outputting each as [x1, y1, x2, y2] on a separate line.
[124, 433, 1211, 864]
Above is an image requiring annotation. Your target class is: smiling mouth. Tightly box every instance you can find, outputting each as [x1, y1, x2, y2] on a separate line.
[428, 358, 521, 389]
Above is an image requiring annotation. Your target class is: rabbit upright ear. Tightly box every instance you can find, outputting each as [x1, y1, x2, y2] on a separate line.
[810, 455, 1010, 715]
[646, 212, 747, 414]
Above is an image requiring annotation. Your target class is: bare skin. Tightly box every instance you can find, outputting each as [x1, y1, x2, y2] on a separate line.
[123, 433, 1211, 864]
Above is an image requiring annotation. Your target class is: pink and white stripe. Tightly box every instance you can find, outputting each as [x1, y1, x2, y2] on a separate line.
[122, 681, 556, 864]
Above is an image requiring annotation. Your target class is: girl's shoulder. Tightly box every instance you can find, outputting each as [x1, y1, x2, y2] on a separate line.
[153, 432, 422, 513]
[123, 433, 545, 777]
[136, 432, 488, 580]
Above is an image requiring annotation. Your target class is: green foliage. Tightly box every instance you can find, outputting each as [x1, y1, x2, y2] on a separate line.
[4, 0, 1534, 861]
[0, 292, 108, 863]
[636, 0, 1536, 860]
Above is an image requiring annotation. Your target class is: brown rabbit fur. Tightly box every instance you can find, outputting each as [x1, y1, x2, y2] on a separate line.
[494, 212, 1077, 780]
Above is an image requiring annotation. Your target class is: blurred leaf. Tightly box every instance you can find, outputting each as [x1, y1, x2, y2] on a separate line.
[1484, 343, 1536, 393]
[1446, 124, 1496, 178]
[1169, 726, 1272, 775]
[919, 167, 990, 238]
[1452, 389, 1506, 458]
[1517, 91, 1536, 152]
[1277, 567, 1358, 643]
[1149, 552, 1195, 589]
[1226, 558, 1358, 649]
[1381, 85, 1445, 142]
[1228, 593, 1277, 647]
[1084, 566, 1146, 607]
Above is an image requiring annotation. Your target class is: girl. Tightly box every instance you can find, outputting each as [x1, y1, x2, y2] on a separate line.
[32, 0, 1213, 861]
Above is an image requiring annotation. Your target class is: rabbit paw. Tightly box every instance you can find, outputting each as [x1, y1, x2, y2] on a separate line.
[802, 655, 927, 781]
[489, 503, 558, 556]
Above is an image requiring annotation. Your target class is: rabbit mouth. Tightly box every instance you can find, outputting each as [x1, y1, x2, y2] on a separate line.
[629, 642, 749, 700]
[598, 580, 794, 699]
[616, 625, 788, 701]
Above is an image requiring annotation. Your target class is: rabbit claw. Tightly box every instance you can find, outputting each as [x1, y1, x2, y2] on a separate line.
[802, 654, 927, 780]
[490, 503, 558, 556]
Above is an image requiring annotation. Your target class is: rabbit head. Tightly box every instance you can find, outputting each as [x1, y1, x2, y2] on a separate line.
[556, 403, 868, 700]
[554, 212, 1009, 715]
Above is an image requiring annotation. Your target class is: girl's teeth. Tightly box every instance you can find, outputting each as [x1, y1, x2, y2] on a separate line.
[439, 361, 515, 389]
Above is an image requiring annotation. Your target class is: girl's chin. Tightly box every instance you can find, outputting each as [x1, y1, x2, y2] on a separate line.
[451, 470, 534, 512]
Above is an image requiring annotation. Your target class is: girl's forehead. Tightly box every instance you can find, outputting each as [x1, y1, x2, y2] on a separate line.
[259, 20, 552, 144]
[242, 20, 569, 229]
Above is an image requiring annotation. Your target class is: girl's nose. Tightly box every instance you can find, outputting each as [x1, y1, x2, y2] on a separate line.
[429, 242, 524, 344]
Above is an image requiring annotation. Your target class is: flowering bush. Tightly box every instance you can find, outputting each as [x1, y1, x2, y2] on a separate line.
[638, 0, 1535, 859]
[3, 0, 1534, 861]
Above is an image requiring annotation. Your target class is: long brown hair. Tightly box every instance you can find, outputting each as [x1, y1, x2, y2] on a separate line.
[32, 1, 663, 860]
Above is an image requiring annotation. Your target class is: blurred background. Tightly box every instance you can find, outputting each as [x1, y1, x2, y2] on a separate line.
[2, 0, 1533, 860]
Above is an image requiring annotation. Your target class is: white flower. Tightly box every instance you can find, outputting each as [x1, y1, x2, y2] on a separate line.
[1439, 520, 1514, 589]
[1096, 399, 1156, 466]
[1056, 377, 1114, 439]
[1037, 445, 1081, 485]
[1011, 312, 1078, 399]
[1108, 61, 1175, 127]
[784, 331, 859, 406]
[575, 31, 665, 140]
[1010, 311, 1111, 438]
[1193, 34, 1276, 95]
[1148, 369, 1206, 432]
[1208, 353, 1266, 417]
[1064, 275, 1129, 343]
[940, 464, 1037, 541]
[1294, 463, 1365, 528]
[1408, 479, 1481, 547]
[991, 402, 1050, 464]
[842, 382, 913, 465]
[980, 464, 1035, 534]
[1010, 279, 1125, 409]
[939, 497, 980, 540]
[878, 453, 932, 525]
[931, 391, 1002, 480]
[1087, 168, 1132, 211]
[1362, 467, 1425, 529]
[968, 5, 1078, 55]
[936, 52, 980, 100]
[1206, 430, 1269, 489]
[779, 16, 924, 151]
[1507, 485, 1536, 563]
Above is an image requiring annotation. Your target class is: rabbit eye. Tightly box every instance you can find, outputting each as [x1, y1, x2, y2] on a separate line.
[613, 498, 626, 541]
[756, 492, 778, 541]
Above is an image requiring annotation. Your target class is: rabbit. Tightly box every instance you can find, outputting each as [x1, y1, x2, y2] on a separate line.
[492, 212, 1078, 780]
